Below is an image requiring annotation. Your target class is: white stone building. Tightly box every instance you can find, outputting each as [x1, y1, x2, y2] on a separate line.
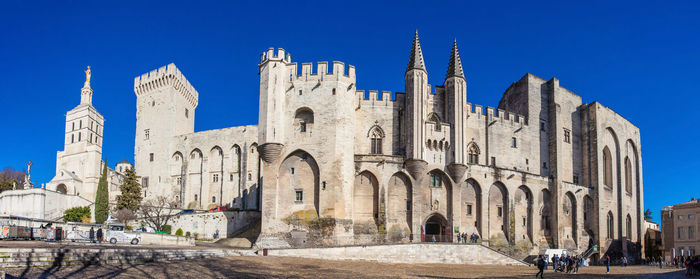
[133, 64, 260, 210]
[137, 33, 644, 260]
[1, 68, 132, 221]
[45, 68, 130, 202]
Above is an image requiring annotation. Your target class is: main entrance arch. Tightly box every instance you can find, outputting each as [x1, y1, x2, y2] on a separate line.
[423, 213, 450, 242]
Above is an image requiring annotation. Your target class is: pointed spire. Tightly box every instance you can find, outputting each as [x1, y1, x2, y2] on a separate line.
[406, 30, 427, 73]
[446, 39, 464, 79]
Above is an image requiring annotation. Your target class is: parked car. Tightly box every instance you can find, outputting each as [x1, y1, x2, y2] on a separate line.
[209, 206, 227, 212]
[176, 209, 195, 215]
[105, 223, 141, 245]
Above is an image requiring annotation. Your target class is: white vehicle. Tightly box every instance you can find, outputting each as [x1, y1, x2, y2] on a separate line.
[105, 223, 141, 245]
[66, 227, 92, 242]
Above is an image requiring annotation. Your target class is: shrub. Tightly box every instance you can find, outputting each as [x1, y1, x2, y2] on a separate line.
[175, 228, 183, 236]
[63, 206, 91, 222]
[193, 232, 199, 239]
[185, 231, 191, 237]
[161, 225, 172, 234]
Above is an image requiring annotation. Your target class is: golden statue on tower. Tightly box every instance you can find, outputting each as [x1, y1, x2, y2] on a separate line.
[84, 66, 91, 88]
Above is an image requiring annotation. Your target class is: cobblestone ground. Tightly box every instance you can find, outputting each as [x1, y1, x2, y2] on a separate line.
[1, 256, 688, 279]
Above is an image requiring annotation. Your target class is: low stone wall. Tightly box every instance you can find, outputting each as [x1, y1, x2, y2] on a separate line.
[0, 247, 255, 268]
[266, 243, 526, 266]
[0, 188, 93, 220]
[169, 210, 260, 239]
[140, 232, 194, 246]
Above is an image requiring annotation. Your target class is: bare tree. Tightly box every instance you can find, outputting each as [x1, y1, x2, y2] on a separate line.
[140, 196, 179, 231]
[0, 167, 25, 192]
[113, 208, 137, 224]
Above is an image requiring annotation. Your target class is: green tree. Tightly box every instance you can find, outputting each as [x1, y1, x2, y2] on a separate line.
[175, 228, 183, 236]
[117, 167, 142, 212]
[63, 206, 91, 222]
[94, 160, 109, 224]
[644, 209, 653, 221]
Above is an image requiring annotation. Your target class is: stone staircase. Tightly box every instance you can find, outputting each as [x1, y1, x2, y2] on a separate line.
[0, 247, 255, 268]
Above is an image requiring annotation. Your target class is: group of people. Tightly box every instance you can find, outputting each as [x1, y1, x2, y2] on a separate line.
[456, 232, 479, 244]
[535, 254, 583, 278]
[88, 227, 104, 243]
[671, 255, 700, 277]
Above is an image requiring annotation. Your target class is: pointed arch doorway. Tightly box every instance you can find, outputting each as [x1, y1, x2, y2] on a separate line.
[422, 213, 450, 242]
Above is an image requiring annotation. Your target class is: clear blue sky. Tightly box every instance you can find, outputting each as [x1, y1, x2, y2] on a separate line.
[1, 1, 698, 221]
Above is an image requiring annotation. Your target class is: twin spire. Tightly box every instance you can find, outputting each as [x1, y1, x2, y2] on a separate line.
[406, 31, 465, 80]
[406, 30, 427, 72]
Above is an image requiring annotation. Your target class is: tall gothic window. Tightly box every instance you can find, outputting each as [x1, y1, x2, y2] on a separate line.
[369, 126, 384, 154]
[468, 143, 479, 164]
[603, 146, 612, 188]
[428, 113, 440, 131]
[607, 211, 614, 239]
[626, 214, 632, 238]
[625, 157, 632, 194]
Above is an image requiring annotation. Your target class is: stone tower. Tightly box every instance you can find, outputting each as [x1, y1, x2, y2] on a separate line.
[134, 63, 198, 200]
[404, 31, 429, 176]
[444, 40, 468, 180]
[46, 67, 104, 200]
[257, 48, 291, 162]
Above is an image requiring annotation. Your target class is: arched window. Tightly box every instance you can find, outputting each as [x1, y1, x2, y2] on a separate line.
[603, 146, 612, 188]
[294, 108, 314, 133]
[607, 211, 614, 239]
[625, 157, 632, 194]
[212, 196, 216, 203]
[194, 194, 198, 201]
[428, 113, 441, 131]
[468, 143, 480, 164]
[626, 214, 632, 238]
[368, 126, 384, 154]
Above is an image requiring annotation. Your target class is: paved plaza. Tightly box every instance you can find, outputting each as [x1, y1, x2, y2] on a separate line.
[2, 255, 687, 278]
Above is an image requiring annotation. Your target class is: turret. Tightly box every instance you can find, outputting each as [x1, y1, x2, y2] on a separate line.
[257, 48, 291, 163]
[404, 31, 429, 177]
[445, 39, 467, 165]
[444, 39, 469, 181]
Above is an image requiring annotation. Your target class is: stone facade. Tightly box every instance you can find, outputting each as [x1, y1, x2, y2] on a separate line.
[661, 199, 700, 259]
[134, 33, 644, 258]
[254, 32, 644, 259]
[45, 77, 130, 203]
[133, 64, 260, 210]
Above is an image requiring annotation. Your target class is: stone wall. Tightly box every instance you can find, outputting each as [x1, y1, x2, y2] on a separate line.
[266, 243, 525, 265]
[0, 188, 92, 220]
[168, 210, 260, 239]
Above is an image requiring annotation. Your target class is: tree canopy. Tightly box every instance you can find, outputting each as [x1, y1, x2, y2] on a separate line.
[116, 167, 142, 212]
[94, 161, 109, 223]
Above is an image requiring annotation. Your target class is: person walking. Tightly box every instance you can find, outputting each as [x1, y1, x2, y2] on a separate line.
[622, 256, 628, 267]
[574, 256, 580, 274]
[605, 255, 611, 274]
[551, 255, 557, 271]
[96, 227, 103, 243]
[536, 255, 546, 278]
[89, 227, 95, 243]
[659, 257, 663, 269]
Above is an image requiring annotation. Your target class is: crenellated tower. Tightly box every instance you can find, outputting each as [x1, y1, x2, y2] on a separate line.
[257, 48, 292, 163]
[133, 63, 198, 199]
[404, 31, 429, 176]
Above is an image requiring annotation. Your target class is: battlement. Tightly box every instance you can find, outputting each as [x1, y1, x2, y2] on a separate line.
[467, 103, 528, 126]
[355, 90, 404, 108]
[260, 48, 292, 64]
[134, 63, 199, 108]
[286, 60, 356, 82]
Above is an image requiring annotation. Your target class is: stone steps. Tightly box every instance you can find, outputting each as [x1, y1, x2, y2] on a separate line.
[0, 248, 253, 268]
